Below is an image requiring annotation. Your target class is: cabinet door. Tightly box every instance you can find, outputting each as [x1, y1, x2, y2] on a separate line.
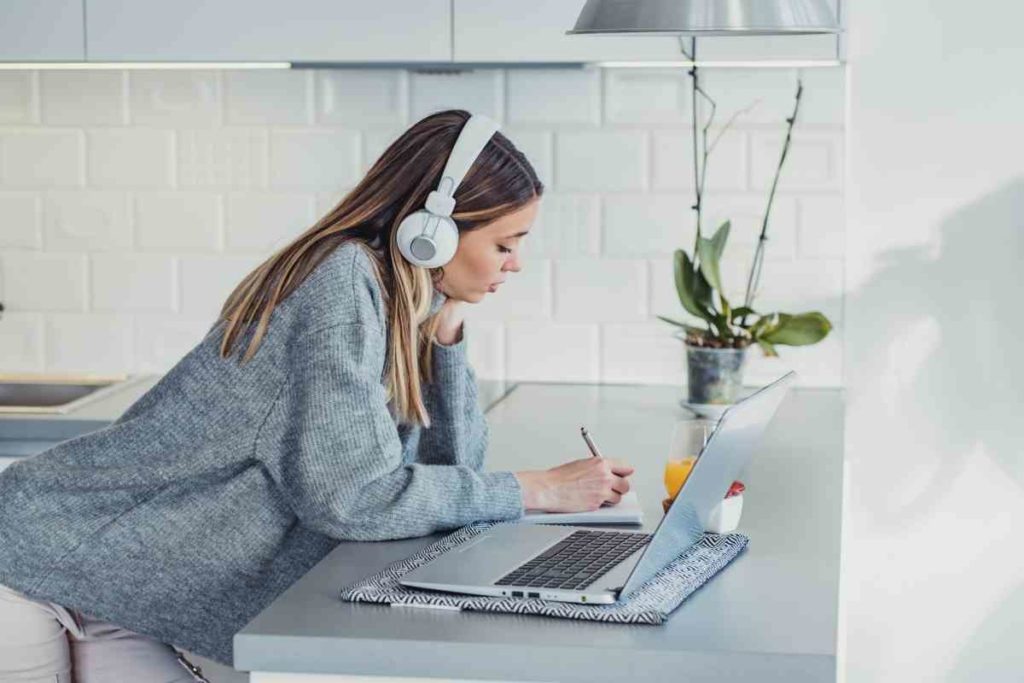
[86, 0, 451, 62]
[454, 0, 839, 63]
[0, 0, 85, 60]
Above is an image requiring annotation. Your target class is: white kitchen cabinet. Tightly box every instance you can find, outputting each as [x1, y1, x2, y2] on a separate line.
[85, 0, 452, 63]
[0, 0, 85, 61]
[453, 0, 841, 63]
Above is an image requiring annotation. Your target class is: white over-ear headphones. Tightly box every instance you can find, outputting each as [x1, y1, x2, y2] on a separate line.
[395, 114, 500, 269]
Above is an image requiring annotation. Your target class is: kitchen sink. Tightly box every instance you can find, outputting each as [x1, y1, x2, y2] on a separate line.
[0, 374, 140, 414]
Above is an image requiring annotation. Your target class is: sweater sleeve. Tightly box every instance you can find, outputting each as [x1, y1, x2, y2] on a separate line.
[416, 330, 488, 471]
[263, 322, 524, 542]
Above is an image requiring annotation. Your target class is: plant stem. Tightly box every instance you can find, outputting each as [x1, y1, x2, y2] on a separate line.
[741, 78, 804, 326]
[681, 37, 702, 250]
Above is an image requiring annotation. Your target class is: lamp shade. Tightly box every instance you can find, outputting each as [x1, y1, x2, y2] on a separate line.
[568, 0, 841, 36]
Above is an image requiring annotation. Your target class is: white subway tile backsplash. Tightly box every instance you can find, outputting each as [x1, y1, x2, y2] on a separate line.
[362, 128, 404, 174]
[0, 66, 845, 387]
[269, 130, 360, 190]
[506, 69, 600, 125]
[133, 315, 213, 373]
[317, 70, 407, 128]
[603, 194, 693, 257]
[602, 322, 686, 385]
[225, 193, 315, 252]
[465, 260, 551, 323]
[1, 252, 86, 311]
[744, 327, 843, 387]
[178, 254, 264, 320]
[129, 71, 221, 126]
[507, 322, 599, 382]
[750, 129, 842, 192]
[315, 188, 353, 217]
[797, 195, 846, 258]
[178, 129, 267, 189]
[699, 69, 797, 126]
[604, 69, 690, 125]
[91, 253, 175, 312]
[225, 69, 311, 126]
[43, 191, 132, 252]
[1, 129, 84, 187]
[652, 128, 746, 192]
[135, 192, 221, 251]
[0, 192, 42, 248]
[0, 312, 44, 372]
[648, 258, 690, 323]
[0, 72, 36, 124]
[701, 68, 845, 126]
[700, 193, 797, 258]
[553, 259, 647, 323]
[556, 130, 647, 191]
[527, 193, 599, 258]
[749, 257, 844, 326]
[464, 321, 505, 381]
[45, 313, 134, 374]
[88, 129, 173, 188]
[502, 128, 552, 190]
[41, 71, 125, 125]
[410, 71, 503, 122]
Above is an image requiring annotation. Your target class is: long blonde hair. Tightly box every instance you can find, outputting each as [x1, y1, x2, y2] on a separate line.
[217, 110, 543, 427]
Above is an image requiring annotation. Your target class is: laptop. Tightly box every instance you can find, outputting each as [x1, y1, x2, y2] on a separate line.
[400, 371, 796, 604]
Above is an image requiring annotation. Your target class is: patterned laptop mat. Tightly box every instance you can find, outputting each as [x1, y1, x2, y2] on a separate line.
[340, 521, 748, 624]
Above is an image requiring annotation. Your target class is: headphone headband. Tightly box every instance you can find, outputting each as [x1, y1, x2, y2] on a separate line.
[425, 114, 500, 217]
[394, 112, 500, 269]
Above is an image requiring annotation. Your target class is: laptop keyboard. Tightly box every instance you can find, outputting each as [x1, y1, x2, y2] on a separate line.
[495, 529, 652, 592]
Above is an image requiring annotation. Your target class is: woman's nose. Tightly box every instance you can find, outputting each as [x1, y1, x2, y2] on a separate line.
[503, 254, 522, 273]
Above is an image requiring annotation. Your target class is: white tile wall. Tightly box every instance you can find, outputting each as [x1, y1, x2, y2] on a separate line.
[40, 71, 125, 126]
[0, 73, 38, 124]
[87, 129, 173, 188]
[0, 66, 845, 387]
[0, 192, 42, 248]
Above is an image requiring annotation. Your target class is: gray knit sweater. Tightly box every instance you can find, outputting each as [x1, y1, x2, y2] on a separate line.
[0, 241, 524, 665]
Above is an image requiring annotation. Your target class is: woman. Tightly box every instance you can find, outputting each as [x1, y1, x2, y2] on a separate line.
[0, 109, 634, 680]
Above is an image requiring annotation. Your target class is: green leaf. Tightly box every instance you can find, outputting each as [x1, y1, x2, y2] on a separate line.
[756, 339, 779, 357]
[696, 220, 731, 294]
[656, 316, 707, 338]
[710, 313, 732, 339]
[673, 250, 715, 323]
[730, 306, 757, 321]
[759, 311, 833, 346]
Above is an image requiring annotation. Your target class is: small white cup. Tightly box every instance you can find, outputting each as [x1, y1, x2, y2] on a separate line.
[705, 493, 743, 534]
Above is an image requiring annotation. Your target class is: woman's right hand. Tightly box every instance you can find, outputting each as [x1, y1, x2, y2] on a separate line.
[514, 458, 635, 513]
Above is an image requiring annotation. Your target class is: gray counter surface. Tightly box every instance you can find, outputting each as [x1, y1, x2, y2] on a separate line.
[234, 382, 845, 682]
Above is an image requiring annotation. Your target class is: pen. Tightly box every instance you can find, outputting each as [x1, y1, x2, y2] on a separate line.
[579, 426, 604, 459]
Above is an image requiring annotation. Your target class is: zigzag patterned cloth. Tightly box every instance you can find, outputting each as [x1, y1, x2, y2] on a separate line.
[339, 522, 748, 624]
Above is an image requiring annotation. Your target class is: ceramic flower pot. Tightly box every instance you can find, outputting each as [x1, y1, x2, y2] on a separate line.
[685, 344, 747, 405]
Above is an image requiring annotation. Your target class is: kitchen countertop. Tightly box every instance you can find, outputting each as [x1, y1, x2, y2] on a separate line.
[234, 382, 845, 682]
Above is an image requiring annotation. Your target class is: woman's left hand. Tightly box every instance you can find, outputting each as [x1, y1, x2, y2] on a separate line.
[434, 298, 466, 346]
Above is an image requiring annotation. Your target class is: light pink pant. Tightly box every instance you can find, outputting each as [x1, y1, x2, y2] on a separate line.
[0, 582, 208, 682]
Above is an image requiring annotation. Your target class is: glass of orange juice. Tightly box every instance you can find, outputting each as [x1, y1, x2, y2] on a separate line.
[664, 418, 717, 499]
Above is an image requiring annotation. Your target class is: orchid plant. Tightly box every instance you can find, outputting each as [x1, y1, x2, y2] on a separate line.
[658, 60, 832, 357]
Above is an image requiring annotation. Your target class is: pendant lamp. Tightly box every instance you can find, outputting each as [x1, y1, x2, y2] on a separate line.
[568, 0, 841, 36]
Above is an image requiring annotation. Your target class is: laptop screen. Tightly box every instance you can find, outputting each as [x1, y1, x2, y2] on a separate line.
[617, 371, 796, 598]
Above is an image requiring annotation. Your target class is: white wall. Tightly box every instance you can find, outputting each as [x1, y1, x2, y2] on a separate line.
[843, 0, 1024, 681]
[0, 66, 844, 388]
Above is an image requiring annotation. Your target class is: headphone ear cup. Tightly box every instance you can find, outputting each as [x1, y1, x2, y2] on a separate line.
[395, 212, 459, 269]
[426, 216, 459, 268]
[396, 211, 430, 265]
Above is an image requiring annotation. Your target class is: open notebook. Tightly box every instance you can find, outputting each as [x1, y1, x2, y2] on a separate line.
[518, 491, 643, 525]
